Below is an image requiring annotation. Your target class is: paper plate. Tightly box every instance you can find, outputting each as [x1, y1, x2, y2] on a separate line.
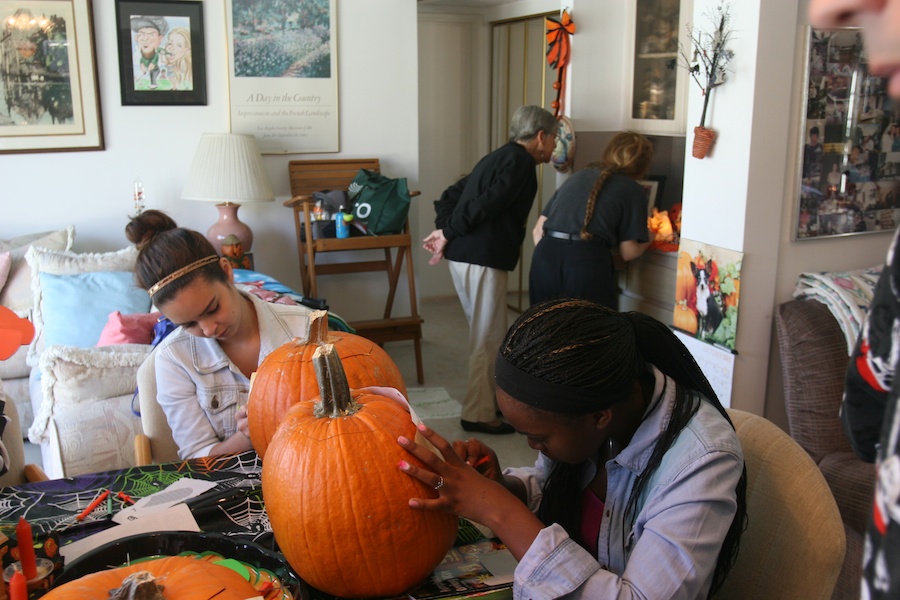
[51, 531, 309, 599]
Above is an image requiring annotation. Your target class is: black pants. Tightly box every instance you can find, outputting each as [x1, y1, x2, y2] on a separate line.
[529, 236, 617, 309]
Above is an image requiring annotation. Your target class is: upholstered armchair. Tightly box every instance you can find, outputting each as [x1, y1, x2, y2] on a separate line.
[776, 298, 875, 600]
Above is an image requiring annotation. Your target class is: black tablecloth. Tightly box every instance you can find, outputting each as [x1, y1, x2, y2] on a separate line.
[1, 450, 270, 544]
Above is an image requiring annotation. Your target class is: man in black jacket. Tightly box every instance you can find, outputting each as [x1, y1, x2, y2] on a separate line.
[423, 105, 557, 434]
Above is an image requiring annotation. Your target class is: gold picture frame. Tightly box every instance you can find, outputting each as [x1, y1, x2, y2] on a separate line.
[0, 0, 104, 154]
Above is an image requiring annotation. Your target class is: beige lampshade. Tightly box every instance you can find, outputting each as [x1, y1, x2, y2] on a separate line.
[182, 133, 274, 254]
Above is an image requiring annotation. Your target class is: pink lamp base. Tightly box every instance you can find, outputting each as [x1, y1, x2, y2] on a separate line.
[206, 203, 253, 256]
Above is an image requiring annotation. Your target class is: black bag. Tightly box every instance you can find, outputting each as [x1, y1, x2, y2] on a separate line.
[312, 190, 351, 213]
[348, 169, 411, 235]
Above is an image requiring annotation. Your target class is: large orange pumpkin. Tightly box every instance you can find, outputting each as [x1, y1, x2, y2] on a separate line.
[248, 310, 407, 458]
[263, 344, 457, 598]
[43, 556, 259, 599]
[673, 302, 698, 335]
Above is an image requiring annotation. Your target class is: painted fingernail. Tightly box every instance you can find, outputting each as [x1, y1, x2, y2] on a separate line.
[417, 422, 427, 432]
[398, 436, 409, 446]
[398, 461, 410, 470]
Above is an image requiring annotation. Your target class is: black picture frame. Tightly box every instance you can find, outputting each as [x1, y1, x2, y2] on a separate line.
[114, 0, 206, 106]
[639, 175, 667, 213]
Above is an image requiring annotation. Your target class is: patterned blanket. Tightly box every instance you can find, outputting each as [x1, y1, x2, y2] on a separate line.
[793, 265, 883, 354]
[232, 269, 352, 332]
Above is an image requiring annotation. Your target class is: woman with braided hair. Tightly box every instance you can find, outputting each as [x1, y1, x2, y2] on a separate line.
[530, 131, 654, 308]
[126, 210, 312, 459]
[399, 299, 746, 599]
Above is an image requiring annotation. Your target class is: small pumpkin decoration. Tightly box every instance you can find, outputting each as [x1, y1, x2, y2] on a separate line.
[673, 301, 698, 335]
[724, 278, 740, 309]
[263, 343, 457, 598]
[42, 556, 259, 599]
[675, 251, 697, 307]
[248, 310, 407, 458]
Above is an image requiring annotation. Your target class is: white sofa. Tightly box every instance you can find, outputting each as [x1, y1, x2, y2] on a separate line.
[17, 240, 155, 479]
[0, 228, 75, 433]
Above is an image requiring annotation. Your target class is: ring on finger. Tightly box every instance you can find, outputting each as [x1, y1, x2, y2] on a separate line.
[434, 476, 444, 490]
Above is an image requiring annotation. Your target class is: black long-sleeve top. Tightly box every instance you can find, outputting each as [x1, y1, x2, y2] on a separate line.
[442, 142, 538, 271]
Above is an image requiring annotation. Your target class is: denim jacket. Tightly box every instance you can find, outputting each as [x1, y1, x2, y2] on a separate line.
[154, 293, 310, 459]
[505, 367, 743, 600]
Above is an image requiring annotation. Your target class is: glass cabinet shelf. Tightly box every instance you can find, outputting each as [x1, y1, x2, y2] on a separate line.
[624, 0, 692, 135]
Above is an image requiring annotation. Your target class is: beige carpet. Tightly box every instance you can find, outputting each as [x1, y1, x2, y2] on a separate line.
[406, 387, 461, 420]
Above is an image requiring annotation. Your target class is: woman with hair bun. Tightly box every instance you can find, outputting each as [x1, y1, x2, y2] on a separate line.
[530, 131, 654, 308]
[126, 210, 311, 459]
[398, 299, 746, 599]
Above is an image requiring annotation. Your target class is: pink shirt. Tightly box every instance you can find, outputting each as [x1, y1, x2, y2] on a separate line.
[580, 486, 604, 557]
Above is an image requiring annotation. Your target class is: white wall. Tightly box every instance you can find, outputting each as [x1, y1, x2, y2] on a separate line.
[0, 0, 419, 322]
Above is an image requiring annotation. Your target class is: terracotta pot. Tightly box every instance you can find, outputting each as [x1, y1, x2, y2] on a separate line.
[692, 126, 717, 159]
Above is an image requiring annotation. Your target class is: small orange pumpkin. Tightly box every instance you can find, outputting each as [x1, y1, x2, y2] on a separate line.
[675, 251, 697, 306]
[248, 310, 407, 458]
[724, 278, 740, 309]
[43, 556, 258, 599]
[673, 302, 698, 335]
[263, 343, 457, 598]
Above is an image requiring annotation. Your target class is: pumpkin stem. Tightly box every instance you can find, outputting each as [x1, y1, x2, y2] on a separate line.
[306, 309, 330, 344]
[312, 343, 361, 418]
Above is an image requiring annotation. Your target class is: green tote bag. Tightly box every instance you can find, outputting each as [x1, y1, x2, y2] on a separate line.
[348, 169, 411, 235]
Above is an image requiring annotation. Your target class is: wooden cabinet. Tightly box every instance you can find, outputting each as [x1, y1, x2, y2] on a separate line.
[617, 250, 678, 323]
[623, 0, 693, 136]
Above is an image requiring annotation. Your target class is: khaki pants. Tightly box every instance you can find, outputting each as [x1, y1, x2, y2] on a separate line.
[448, 261, 508, 423]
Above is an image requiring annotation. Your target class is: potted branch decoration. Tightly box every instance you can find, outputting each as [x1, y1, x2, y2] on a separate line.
[674, 2, 734, 159]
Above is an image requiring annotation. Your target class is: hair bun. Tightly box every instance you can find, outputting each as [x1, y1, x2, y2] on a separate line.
[125, 209, 178, 250]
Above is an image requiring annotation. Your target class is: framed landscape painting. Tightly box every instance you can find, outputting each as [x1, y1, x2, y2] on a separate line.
[114, 0, 207, 106]
[226, 0, 338, 153]
[0, 0, 104, 153]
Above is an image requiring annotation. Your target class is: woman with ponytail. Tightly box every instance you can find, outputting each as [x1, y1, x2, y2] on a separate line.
[530, 131, 654, 308]
[399, 299, 746, 599]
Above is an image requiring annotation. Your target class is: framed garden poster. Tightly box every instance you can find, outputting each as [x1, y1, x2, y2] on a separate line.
[114, 0, 207, 106]
[796, 28, 898, 240]
[0, 0, 104, 153]
[226, 0, 338, 154]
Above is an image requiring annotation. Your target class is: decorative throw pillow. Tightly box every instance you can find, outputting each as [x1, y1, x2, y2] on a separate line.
[28, 344, 151, 477]
[0, 252, 10, 292]
[97, 311, 162, 346]
[0, 227, 75, 312]
[25, 245, 147, 367]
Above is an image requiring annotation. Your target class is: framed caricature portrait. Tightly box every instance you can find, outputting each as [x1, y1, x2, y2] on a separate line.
[114, 0, 206, 106]
[0, 0, 104, 153]
[796, 28, 897, 240]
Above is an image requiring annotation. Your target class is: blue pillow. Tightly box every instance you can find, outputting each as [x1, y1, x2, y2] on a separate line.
[39, 271, 151, 348]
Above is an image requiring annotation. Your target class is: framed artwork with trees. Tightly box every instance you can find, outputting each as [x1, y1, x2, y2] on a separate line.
[226, 0, 338, 154]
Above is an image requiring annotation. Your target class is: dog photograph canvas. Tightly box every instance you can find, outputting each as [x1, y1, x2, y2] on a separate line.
[672, 239, 743, 351]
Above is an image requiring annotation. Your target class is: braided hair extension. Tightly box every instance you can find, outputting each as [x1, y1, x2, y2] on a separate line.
[579, 131, 655, 241]
[498, 299, 746, 597]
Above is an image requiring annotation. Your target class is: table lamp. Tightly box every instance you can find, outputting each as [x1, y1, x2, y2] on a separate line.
[182, 133, 274, 255]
